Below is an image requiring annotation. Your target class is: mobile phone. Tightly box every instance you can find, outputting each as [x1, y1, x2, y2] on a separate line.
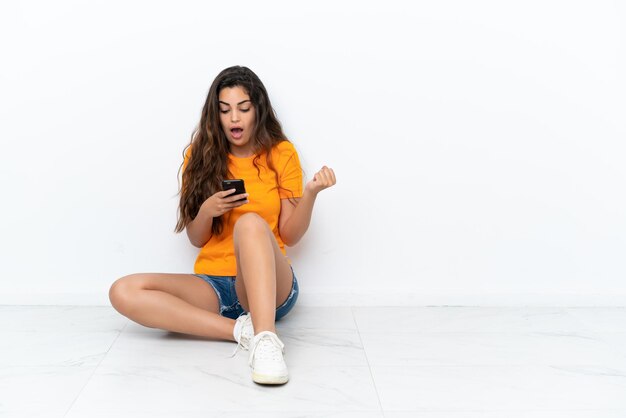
[222, 179, 247, 201]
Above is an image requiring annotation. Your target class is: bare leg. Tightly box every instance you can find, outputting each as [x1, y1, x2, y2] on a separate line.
[109, 273, 236, 341]
[233, 213, 294, 335]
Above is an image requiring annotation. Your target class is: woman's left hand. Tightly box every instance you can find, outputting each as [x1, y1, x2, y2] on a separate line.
[305, 166, 336, 196]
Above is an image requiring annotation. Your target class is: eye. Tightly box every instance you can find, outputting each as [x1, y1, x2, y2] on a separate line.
[240, 108, 250, 112]
[220, 109, 229, 114]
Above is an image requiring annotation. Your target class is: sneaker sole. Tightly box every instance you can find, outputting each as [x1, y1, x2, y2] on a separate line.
[252, 372, 289, 385]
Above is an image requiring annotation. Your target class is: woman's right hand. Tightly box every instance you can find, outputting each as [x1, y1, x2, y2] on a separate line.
[203, 189, 249, 218]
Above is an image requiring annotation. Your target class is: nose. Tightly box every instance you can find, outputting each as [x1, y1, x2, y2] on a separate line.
[230, 109, 240, 122]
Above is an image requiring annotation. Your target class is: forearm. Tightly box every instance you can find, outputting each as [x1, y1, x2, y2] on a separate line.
[186, 201, 214, 248]
[281, 189, 317, 246]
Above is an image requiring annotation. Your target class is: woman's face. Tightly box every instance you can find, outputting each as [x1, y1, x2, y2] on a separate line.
[218, 86, 256, 157]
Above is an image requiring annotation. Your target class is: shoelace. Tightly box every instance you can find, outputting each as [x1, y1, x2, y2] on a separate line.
[229, 314, 253, 358]
[248, 331, 285, 367]
[230, 337, 244, 358]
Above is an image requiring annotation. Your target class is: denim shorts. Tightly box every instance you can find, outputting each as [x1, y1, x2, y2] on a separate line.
[193, 266, 299, 321]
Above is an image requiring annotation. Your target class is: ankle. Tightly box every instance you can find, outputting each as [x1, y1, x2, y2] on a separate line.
[254, 327, 277, 336]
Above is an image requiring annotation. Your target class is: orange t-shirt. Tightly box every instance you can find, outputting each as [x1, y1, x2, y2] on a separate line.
[183, 140, 303, 276]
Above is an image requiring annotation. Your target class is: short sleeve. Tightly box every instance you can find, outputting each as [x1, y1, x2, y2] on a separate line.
[275, 141, 303, 199]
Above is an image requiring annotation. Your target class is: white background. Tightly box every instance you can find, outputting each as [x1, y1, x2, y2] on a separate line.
[1, 1, 624, 306]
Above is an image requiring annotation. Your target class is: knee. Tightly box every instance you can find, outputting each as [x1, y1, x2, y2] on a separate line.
[109, 274, 140, 313]
[233, 213, 268, 238]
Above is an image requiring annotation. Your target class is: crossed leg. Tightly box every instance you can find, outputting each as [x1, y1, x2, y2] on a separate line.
[108, 212, 293, 340]
[109, 272, 236, 341]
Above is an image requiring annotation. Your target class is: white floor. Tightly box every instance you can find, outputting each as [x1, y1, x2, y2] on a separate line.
[1, 305, 626, 417]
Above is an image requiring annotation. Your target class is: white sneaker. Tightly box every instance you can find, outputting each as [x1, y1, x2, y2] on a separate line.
[230, 313, 254, 357]
[248, 331, 289, 384]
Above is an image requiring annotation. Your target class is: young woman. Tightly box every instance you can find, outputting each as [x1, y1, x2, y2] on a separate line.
[109, 65, 336, 385]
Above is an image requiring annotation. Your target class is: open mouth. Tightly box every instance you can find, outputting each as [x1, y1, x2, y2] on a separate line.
[231, 127, 244, 139]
